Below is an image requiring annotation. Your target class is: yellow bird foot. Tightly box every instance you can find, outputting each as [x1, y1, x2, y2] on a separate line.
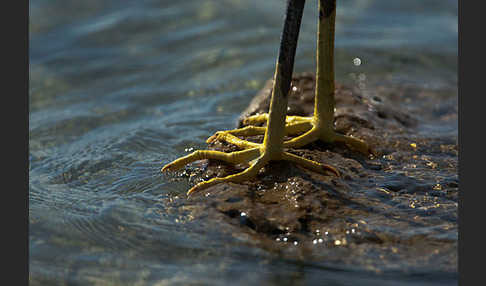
[210, 113, 372, 156]
[206, 115, 313, 149]
[161, 142, 339, 196]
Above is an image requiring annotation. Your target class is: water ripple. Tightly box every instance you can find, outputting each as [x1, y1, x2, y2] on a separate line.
[30, 0, 457, 284]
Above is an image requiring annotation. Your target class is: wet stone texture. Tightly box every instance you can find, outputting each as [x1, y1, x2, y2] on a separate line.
[164, 72, 458, 274]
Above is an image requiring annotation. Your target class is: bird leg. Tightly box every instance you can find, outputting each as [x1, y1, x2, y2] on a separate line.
[210, 0, 371, 155]
[162, 0, 338, 196]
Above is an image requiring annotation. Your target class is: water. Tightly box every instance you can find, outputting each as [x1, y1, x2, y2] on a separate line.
[29, 0, 457, 285]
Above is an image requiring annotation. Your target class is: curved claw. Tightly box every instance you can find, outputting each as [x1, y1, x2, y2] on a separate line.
[161, 162, 177, 172]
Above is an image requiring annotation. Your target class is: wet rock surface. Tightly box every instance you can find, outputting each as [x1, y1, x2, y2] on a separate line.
[165, 73, 458, 274]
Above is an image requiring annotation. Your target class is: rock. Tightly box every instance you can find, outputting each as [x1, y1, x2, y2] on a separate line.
[165, 73, 458, 273]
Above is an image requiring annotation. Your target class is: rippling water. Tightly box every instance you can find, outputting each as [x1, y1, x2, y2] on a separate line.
[29, 0, 457, 285]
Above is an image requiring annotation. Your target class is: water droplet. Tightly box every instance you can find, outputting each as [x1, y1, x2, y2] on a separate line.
[353, 57, 362, 66]
[318, 238, 323, 243]
[240, 212, 247, 217]
[334, 240, 342, 246]
[293, 241, 298, 245]
[313, 239, 318, 245]
[283, 237, 288, 242]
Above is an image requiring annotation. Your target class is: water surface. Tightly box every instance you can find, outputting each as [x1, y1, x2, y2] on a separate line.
[29, 0, 457, 284]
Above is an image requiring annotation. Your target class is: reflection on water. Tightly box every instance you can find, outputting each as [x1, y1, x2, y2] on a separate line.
[29, 0, 457, 285]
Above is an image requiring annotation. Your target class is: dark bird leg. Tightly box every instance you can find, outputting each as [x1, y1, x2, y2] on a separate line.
[212, 0, 371, 155]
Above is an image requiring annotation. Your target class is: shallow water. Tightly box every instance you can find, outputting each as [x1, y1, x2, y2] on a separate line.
[29, 0, 457, 285]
